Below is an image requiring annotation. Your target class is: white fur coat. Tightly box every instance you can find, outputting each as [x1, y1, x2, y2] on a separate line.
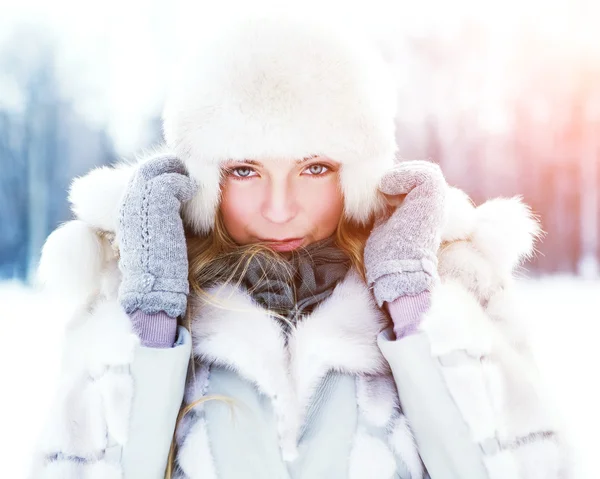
[28, 161, 570, 478]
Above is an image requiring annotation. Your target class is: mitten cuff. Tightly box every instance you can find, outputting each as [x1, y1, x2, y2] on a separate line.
[372, 270, 437, 307]
[120, 290, 188, 318]
[120, 273, 190, 295]
[130, 310, 178, 348]
[387, 291, 432, 339]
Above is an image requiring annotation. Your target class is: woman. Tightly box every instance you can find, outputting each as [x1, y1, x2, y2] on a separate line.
[32, 13, 568, 479]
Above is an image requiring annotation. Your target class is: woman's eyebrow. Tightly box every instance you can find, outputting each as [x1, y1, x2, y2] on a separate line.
[242, 160, 261, 166]
[223, 159, 262, 167]
[225, 156, 323, 167]
[295, 155, 319, 165]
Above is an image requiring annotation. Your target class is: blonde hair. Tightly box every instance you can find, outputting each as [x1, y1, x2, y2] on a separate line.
[164, 212, 372, 478]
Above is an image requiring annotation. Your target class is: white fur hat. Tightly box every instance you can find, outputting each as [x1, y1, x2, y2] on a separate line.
[162, 12, 398, 234]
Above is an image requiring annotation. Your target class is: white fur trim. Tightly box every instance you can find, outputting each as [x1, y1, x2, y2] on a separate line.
[289, 271, 389, 434]
[420, 280, 493, 357]
[63, 299, 138, 376]
[37, 460, 122, 479]
[441, 187, 476, 242]
[37, 220, 105, 303]
[348, 431, 397, 479]
[177, 419, 218, 479]
[422, 280, 559, 433]
[354, 374, 423, 478]
[482, 439, 564, 479]
[37, 462, 79, 479]
[389, 415, 424, 479]
[38, 377, 107, 457]
[191, 271, 388, 460]
[472, 197, 541, 275]
[163, 13, 397, 232]
[85, 462, 123, 479]
[36, 218, 122, 323]
[69, 163, 135, 232]
[484, 287, 534, 356]
[422, 274, 563, 464]
[483, 337, 560, 442]
[438, 196, 541, 303]
[438, 240, 503, 302]
[355, 375, 398, 428]
[180, 162, 223, 235]
[35, 298, 138, 477]
[42, 302, 137, 442]
[189, 283, 298, 459]
[99, 255, 122, 302]
[432, 192, 557, 448]
[482, 449, 519, 479]
[510, 438, 563, 478]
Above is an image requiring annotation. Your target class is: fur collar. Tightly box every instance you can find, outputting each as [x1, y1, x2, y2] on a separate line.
[189, 269, 388, 459]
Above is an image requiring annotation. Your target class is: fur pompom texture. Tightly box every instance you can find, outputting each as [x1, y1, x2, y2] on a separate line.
[439, 193, 542, 299]
[37, 220, 106, 303]
[472, 197, 542, 275]
[69, 163, 136, 232]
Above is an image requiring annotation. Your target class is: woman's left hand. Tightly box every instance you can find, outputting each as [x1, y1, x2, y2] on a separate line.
[364, 160, 447, 307]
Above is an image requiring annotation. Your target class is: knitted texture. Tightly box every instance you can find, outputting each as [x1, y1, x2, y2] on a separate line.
[387, 291, 432, 339]
[364, 161, 447, 307]
[234, 236, 350, 335]
[117, 155, 197, 317]
[130, 310, 178, 348]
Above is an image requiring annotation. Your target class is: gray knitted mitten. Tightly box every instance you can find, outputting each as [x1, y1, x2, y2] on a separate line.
[364, 161, 447, 307]
[117, 156, 197, 317]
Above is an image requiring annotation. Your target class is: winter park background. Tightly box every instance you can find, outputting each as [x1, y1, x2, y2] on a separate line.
[1, 0, 599, 477]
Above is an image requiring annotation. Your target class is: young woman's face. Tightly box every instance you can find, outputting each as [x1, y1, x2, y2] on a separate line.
[219, 156, 344, 252]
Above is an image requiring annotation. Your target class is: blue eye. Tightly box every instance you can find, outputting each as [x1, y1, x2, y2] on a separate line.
[231, 167, 256, 178]
[305, 164, 329, 175]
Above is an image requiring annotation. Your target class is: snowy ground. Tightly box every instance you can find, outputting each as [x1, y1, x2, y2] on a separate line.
[0, 277, 598, 477]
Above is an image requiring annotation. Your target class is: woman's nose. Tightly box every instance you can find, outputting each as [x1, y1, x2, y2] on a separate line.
[261, 179, 298, 224]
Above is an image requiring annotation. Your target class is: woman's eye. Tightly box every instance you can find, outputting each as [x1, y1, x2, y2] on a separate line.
[231, 167, 256, 178]
[304, 164, 329, 176]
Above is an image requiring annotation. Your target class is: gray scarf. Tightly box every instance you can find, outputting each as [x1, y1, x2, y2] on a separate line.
[235, 237, 351, 333]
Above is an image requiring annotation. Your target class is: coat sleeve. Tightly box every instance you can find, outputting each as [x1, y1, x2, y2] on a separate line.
[122, 326, 192, 479]
[378, 280, 570, 479]
[378, 329, 489, 479]
[30, 297, 191, 479]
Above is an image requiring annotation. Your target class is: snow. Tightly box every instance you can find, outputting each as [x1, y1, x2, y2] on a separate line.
[0, 276, 598, 477]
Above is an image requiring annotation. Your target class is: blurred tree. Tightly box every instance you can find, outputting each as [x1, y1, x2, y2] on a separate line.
[0, 27, 118, 282]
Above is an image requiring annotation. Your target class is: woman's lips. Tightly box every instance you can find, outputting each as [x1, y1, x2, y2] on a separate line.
[262, 238, 304, 252]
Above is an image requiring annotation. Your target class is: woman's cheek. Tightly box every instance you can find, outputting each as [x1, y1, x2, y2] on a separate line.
[220, 180, 262, 241]
[304, 177, 344, 233]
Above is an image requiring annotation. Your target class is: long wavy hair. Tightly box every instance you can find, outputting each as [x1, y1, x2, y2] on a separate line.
[164, 211, 373, 478]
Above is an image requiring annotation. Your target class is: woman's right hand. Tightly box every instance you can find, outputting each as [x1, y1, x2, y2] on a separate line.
[117, 155, 197, 318]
